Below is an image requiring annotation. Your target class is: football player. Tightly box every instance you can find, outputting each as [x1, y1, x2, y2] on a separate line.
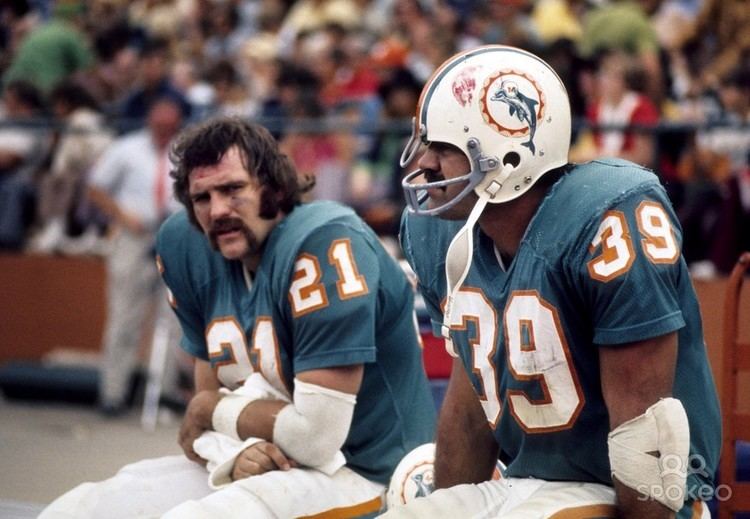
[40, 117, 436, 518]
[382, 45, 721, 518]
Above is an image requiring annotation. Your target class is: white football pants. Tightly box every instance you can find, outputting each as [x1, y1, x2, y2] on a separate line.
[380, 477, 711, 518]
[39, 454, 385, 518]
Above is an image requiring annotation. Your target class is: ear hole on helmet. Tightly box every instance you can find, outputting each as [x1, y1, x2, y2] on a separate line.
[502, 152, 520, 168]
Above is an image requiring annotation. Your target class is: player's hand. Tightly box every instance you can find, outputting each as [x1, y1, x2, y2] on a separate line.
[232, 441, 298, 480]
[179, 390, 222, 465]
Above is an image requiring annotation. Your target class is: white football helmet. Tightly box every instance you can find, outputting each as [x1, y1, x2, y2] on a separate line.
[385, 443, 506, 510]
[400, 45, 572, 342]
[386, 443, 436, 509]
[401, 44, 571, 215]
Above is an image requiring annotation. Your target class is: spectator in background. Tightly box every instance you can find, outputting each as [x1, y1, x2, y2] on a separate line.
[75, 20, 140, 114]
[127, 0, 186, 46]
[578, 0, 664, 105]
[403, 15, 456, 84]
[0, 79, 49, 250]
[350, 67, 422, 236]
[671, 0, 750, 96]
[0, 0, 39, 72]
[87, 96, 184, 416]
[202, 1, 250, 63]
[204, 59, 257, 119]
[236, 32, 280, 113]
[258, 60, 319, 139]
[695, 66, 750, 177]
[530, 0, 583, 46]
[276, 0, 361, 57]
[279, 90, 355, 203]
[709, 156, 750, 275]
[462, 0, 538, 50]
[573, 50, 660, 169]
[28, 79, 113, 254]
[696, 66, 750, 274]
[2, 1, 93, 93]
[119, 36, 191, 127]
[170, 57, 215, 119]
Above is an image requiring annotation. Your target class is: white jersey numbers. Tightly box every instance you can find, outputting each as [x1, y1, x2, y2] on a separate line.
[205, 316, 290, 396]
[504, 292, 584, 432]
[206, 317, 255, 389]
[587, 210, 634, 281]
[289, 238, 369, 316]
[289, 254, 328, 317]
[449, 289, 583, 432]
[636, 201, 679, 263]
[329, 239, 368, 299]
[587, 202, 678, 282]
[446, 288, 502, 427]
[251, 317, 290, 397]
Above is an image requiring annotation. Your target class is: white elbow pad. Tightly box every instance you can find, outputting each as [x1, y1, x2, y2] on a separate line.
[273, 378, 356, 473]
[607, 397, 690, 512]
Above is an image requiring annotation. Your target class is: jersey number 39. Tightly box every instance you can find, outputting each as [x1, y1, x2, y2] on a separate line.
[449, 201, 678, 431]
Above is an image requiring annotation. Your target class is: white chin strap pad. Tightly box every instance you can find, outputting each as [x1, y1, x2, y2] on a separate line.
[607, 397, 690, 512]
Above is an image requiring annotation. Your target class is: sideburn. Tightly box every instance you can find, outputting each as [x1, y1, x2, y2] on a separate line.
[258, 185, 281, 219]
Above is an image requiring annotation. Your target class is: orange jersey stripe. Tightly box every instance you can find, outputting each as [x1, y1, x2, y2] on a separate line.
[297, 496, 383, 519]
[548, 503, 617, 518]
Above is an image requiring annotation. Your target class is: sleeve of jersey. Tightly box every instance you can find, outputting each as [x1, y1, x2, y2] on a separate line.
[575, 189, 687, 346]
[399, 211, 445, 339]
[285, 223, 381, 373]
[155, 229, 209, 360]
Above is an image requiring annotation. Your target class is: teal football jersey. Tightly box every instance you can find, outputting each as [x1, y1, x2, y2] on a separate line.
[157, 200, 436, 485]
[401, 159, 721, 514]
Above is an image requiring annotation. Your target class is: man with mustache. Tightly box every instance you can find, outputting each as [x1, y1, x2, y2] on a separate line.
[40, 116, 436, 518]
[384, 45, 720, 519]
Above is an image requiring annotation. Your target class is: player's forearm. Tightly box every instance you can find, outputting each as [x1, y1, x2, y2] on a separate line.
[614, 480, 675, 519]
[193, 360, 221, 392]
[434, 416, 497, 488]
[434, 359, 498, 488]
[236, 399, 287, 440]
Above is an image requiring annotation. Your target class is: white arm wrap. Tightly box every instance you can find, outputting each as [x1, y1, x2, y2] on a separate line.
[273, 378, 356, 472]
[211, 392, 256, 441]
[608, 397, 690, 512]
[211, 372, 291, 441]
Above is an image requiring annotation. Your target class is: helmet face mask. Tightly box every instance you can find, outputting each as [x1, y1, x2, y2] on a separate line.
[401, 136, 499, 216]
[401, 45, 572, 216]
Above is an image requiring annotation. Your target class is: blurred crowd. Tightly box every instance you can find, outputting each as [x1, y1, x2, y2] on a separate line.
[0, 0, 749, 274]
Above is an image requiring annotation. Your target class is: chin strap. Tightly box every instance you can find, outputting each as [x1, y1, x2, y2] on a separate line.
[441, 196, 488, 353]
[440, 164, 513, 354]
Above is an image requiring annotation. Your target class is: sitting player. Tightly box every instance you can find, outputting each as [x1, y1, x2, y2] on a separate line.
[382, 45, 721, 518]
[40, 117, 436, 518]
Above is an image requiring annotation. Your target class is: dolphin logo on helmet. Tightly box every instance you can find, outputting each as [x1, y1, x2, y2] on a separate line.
[489, 78, 540, 154]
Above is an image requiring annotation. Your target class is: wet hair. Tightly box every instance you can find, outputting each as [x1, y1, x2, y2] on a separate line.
[170, 116, 314, 227]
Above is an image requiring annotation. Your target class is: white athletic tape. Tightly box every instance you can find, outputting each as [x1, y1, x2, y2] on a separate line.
[607, 398, 690, 512]
[211, 393, 256, 441]
[211, 372, 291, 441]
[273, 378, 356, 474]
